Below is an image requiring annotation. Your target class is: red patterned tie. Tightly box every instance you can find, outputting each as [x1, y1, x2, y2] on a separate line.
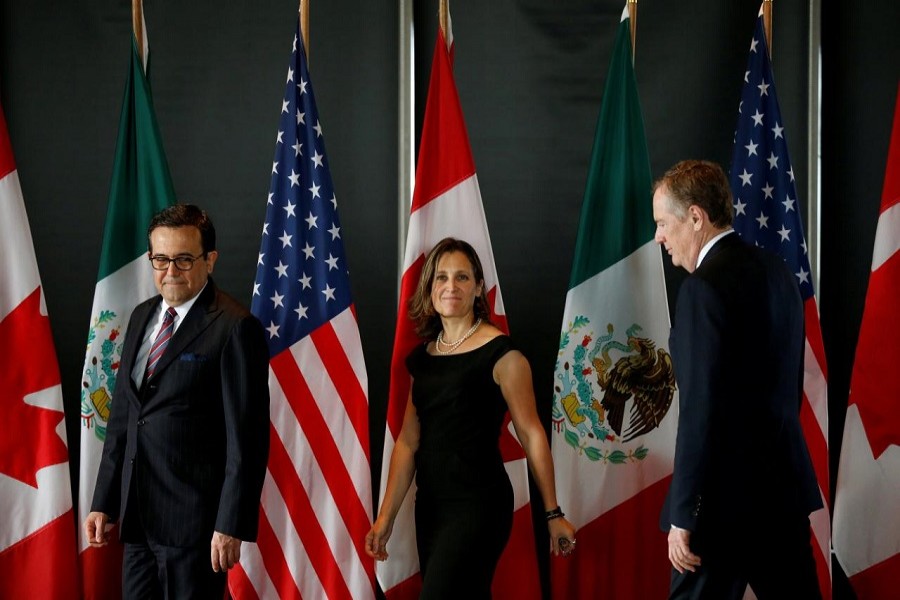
[145, 307, 176, 380]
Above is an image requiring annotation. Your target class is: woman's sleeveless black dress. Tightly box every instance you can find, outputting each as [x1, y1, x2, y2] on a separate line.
[406, 335, 516, 599]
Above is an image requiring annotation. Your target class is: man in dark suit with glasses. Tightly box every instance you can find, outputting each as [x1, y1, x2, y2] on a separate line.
[84, 204, 270, 599]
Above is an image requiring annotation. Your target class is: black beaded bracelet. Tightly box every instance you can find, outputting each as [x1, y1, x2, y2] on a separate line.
[545, 506, 565, 521]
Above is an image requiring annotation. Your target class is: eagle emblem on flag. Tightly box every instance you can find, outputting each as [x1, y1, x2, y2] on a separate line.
[80, 310, 123, 442]
[553, 318, 675, 462]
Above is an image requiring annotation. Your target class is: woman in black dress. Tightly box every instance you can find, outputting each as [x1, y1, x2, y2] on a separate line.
[365, 238, 576, 598]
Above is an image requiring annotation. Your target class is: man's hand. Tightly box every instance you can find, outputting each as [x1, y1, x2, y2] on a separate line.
[210, 532, 242, 572]
[668, 525, 702, 573]
[83, 512, 113, 547]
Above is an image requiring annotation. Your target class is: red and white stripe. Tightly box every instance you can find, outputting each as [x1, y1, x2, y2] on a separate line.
[377, 22, 541, 599]
[801, 299, 832, 600]
[232, 307, 375, 599]
[0, 103, 79, 599]
[833, 82, 900, 599]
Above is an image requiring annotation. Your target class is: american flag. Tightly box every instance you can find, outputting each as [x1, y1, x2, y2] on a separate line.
[728, 8, 831, 598]
[228, 21, 376, 600]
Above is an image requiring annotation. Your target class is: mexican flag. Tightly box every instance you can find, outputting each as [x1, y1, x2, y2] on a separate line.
[77, 10, 175, 599]
[549, 5, 676, 597]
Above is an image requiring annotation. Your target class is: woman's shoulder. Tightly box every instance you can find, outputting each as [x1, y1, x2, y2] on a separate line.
[476, 329, 520, 362]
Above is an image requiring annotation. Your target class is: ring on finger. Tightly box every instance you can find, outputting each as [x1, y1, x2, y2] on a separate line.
[559, 537, 576, 556]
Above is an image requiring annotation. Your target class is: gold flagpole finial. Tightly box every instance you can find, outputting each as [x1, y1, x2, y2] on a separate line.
[132, 0, 144, 65]
[763, 0, 773, 59]
[439, 0, 450, 46]
[300, 0, 310, 64]
[628, 0, 637, 62]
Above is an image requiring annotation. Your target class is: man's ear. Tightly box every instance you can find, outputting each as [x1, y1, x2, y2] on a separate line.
[206, 250, 219, 272]
[688, 205, 705, 231]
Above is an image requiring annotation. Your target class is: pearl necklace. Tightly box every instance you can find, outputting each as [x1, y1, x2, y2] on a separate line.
[435, 318, 482, 354]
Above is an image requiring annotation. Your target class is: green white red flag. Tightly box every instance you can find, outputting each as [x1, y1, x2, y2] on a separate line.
[77, 9, 176, 598]
[549, 6, 675, 597]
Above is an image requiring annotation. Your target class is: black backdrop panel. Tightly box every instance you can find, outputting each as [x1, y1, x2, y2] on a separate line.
[4, 0, 900, 597]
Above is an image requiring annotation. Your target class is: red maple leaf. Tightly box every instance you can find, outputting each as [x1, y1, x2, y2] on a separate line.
[0, 287, 69, 487]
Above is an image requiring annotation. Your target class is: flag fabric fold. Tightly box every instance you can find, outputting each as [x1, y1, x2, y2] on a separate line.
[378, 19, 541, 600]
[833, 81, 900, 598]
[229, 21, 375, 600]
[549, 6, 675, 598]
[77, 9, 176, 599]
[727, 7, 831, 598]
[0, 102, 80, 598]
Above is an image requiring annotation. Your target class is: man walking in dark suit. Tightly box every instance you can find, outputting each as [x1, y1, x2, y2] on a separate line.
[84, 204, 270, 599]
[653, 161, 822, 599]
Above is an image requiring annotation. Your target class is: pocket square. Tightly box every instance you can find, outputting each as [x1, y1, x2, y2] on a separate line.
[179, 352, 208, 362]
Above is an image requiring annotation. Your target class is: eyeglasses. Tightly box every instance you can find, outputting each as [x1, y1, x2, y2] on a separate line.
[149, 253, 206, 271]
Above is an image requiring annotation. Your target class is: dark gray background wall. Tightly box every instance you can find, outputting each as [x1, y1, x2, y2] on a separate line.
[2, 1, 898, 598]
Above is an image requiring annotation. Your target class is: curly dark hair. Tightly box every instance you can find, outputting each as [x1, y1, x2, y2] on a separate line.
[408, 237, 492, 339]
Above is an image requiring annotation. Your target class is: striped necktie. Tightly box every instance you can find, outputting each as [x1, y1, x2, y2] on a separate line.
[145, 307, 176, 380]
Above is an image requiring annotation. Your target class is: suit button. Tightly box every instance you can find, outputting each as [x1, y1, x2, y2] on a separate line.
[130, 458, 135, 464]
[138, 419, 146, 426]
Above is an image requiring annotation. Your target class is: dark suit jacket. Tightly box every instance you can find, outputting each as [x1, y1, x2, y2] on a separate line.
[661, 233, 821, 536]
[91, 279, 270, 547]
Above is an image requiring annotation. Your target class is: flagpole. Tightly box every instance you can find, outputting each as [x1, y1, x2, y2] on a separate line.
[763, 0, 773, 58]
[439, 0, 449, 47]
[628, 0, 637, 61]
[132, 0, 143, 64]
[300, 0, 310, 63]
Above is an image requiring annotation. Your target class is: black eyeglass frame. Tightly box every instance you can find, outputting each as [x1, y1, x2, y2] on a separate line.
[148, 253, 207, 271]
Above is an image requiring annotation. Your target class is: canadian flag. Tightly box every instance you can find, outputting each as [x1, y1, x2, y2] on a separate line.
[0, 103, 80, 597]
[833, 82, 900, 598]
[376, 21, 541, 600]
